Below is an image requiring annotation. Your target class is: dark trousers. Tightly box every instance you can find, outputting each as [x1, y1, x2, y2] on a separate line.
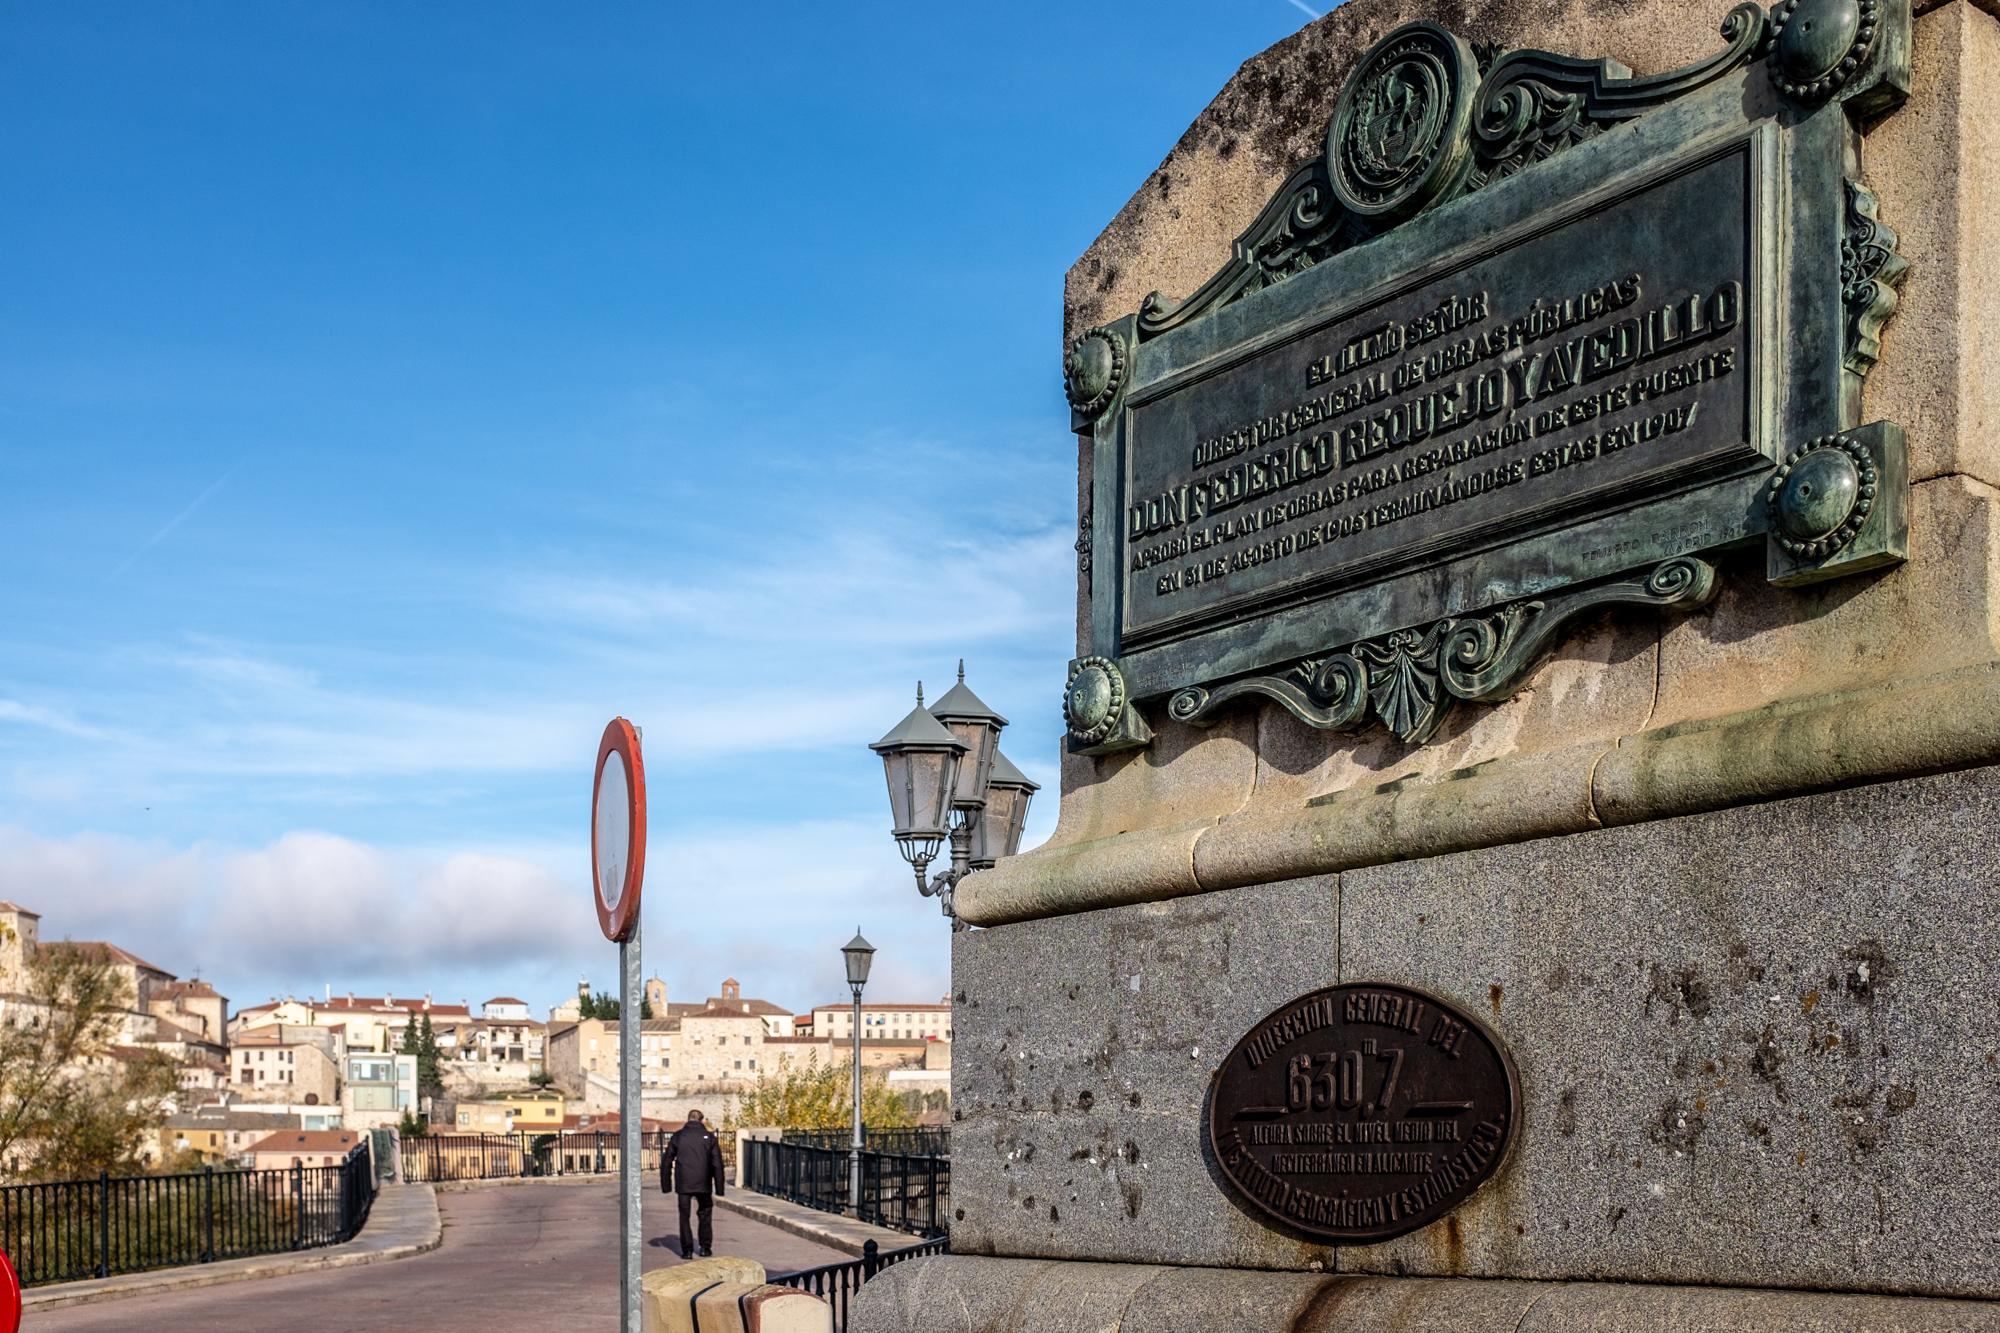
[676, 1191, 714, 1256]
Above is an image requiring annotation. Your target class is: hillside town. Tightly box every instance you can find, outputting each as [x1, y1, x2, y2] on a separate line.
[0, 896, 950, 1181]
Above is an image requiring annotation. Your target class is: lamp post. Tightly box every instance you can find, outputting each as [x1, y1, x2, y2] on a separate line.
[870, 663, 1039, 928]
[842, 929, 875, 1216]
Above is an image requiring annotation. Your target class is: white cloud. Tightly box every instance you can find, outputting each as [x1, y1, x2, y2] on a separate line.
[0, 699, 118, 742]
[0, 819, 963, 1017]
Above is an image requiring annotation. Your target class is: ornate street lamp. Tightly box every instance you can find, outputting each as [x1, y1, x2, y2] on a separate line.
[869, 684, 967, 880]
[870, 663, 1029, 929]
[841, 929, 875, 1215]
[968, 750, 1040, 871]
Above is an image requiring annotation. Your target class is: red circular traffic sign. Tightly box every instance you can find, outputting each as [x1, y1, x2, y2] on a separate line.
[592, 718, 646, 943]
[0, 1244, 20, 1333]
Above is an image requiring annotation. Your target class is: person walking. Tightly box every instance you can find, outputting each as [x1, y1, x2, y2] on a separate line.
[660, 1109, 726, 1258]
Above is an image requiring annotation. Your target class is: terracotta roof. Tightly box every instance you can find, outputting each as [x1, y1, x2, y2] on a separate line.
[104, 1045, 173, 1064]
[45, 940, 174, 977]
[715, 998, 791, 1017]
[244, 1130, 361, 1156]
[0, 901, 40, 917]
[157, 979, 220, 999]
[484, 996, 527, 1005]
[243, 995, 472, 1018]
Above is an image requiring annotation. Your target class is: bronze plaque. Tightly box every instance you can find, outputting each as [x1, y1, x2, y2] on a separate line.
[1208, 982, 1517, 1243]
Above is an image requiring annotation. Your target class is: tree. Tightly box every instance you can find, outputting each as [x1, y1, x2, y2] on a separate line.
[640, 996, 653, 1020]
[415, 1012, 444, 1101]
[730, 1053, 918, 1132]
[0, 944, 183, 1182]
[398, 1109, 429, 1138]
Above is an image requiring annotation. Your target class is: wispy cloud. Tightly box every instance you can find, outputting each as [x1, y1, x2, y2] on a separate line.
[107, 462, 243, 581]
[0, 698, 117, 741]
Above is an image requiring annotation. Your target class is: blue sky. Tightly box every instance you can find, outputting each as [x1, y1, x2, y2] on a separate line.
[0, 2, 1316, 1018]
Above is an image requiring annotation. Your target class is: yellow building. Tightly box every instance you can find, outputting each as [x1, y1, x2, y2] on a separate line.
[453, 1089, 567, 1132]
[504, 1089, 566, 1126]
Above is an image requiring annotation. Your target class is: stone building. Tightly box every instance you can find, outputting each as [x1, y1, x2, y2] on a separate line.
[230, 1027, 342, 1107]
[806, 999, 951, 1043]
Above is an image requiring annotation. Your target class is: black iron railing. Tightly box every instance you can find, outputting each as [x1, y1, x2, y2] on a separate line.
[771, 1235, 946, 1331]
[0, 1144, 376, 1288]
[398, 1129, 737, 1183]
[858, 1150, 948, 1237]
[779, 1128, 949, 1158]
[743, 1139, 949, 1238]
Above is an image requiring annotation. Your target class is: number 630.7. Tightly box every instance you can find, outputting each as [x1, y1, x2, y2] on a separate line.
[1286, 1045, 1402, 1117]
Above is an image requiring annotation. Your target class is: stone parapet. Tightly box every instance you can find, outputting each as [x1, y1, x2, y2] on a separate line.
[951, 764, 2000, 1299]
[849, 1257, 2000, 1333]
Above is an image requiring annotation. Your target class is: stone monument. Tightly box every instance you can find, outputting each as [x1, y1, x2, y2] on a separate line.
[854, 0, 2000, 1326]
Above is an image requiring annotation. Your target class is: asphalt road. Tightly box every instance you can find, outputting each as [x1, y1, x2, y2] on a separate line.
[29, 1182, 848, 1332]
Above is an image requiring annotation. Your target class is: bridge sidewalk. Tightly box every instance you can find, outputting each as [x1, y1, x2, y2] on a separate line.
[717, 1189, 926, 1261]
[22, 1180, 442, 1312]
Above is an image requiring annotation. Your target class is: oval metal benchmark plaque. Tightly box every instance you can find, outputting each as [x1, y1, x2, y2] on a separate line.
[1209, 982, 1518, 1243]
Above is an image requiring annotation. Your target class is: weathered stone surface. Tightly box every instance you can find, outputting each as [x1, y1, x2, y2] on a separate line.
[1113, 1267, 1339, 1332]
[1193, 737, 1604, 895]
[846, 1255, 1060, 1333]
[1647, 476, 2000, 735]
[949, 876, 1337, 1268]
[1519, 1281, 2000, 1332]
[1593, 657, 2000, 826]
[848, 1258, 2000, 1332]
[1338, 763, 2000, 1298]
[1865, 2, 2000, 487]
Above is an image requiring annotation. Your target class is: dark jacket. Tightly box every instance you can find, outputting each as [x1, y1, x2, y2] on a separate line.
[661, 1122, 725, 1196]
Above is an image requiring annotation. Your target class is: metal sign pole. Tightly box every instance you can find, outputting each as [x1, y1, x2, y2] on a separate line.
[620, 919, 643, 1333]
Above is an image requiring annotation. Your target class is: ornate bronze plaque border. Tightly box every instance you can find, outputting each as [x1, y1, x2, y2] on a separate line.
[1062, 0, 1913, 754]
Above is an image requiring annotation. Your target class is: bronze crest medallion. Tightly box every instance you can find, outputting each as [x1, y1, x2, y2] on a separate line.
[1327, 24, 1478, 220]
[1208, 982, 1518, 1243]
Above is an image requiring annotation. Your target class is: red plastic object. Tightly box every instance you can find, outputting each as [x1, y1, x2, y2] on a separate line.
[0, 1245, 20, 1333]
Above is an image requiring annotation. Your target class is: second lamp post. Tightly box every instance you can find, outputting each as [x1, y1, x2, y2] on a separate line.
[842, 929, 875, 1214]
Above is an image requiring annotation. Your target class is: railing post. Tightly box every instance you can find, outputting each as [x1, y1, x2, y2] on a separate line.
[862, 1238, 879, 1280]
[202, 1166, 215, 1263]
[290, 1164, 304, 1251]
[96, 1170, 110, 1278]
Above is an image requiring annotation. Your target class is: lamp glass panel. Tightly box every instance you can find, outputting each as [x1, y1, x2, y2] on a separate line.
[914, 746, 962, 833]
[969, 787, 1014, 865]
[880, 753, 916, 832]
[1003, 786, 1035, 858]
[945, 719, 1000, 809]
